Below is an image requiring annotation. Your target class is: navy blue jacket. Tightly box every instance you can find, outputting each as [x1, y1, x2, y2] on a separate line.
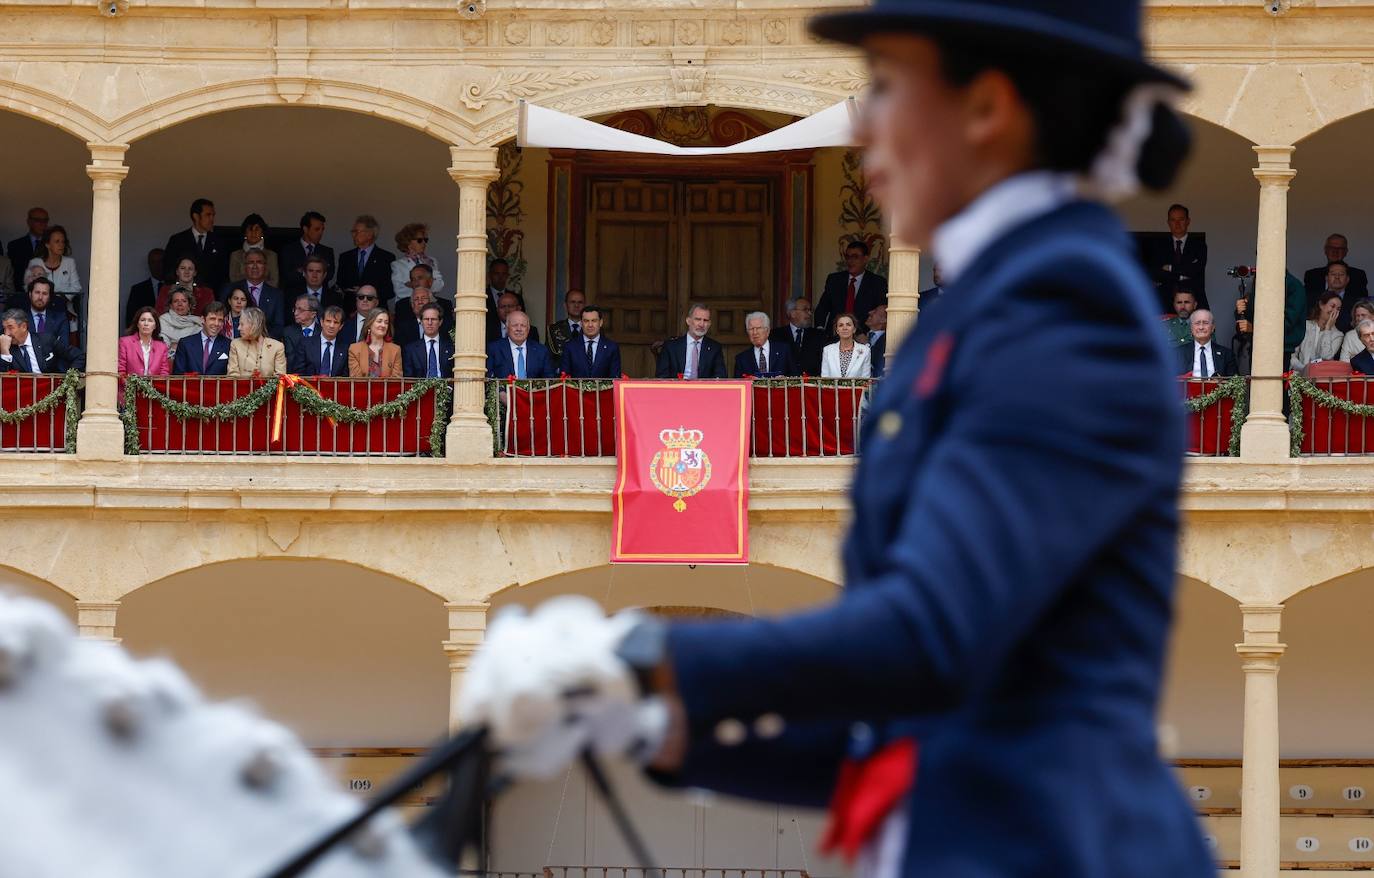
[171, 332, 231, 375]
[288, 332, 349, 377]
[655, 335, 727, 380]
[487, 338, 556, 380]
[559, 335, 621, 379]
[660, 201, 1211, 878]
[403, 336, 456, 379]
[732, 343, 798, 378]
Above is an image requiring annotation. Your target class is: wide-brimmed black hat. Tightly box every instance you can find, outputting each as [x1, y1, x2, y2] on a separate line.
[810, 0, 1188, 90]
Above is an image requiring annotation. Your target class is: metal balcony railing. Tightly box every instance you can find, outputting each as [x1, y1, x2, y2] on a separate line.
[0, 371, 79, 453]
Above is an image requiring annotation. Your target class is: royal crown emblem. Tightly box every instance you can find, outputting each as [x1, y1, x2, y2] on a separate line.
[649, 426, 712, 512]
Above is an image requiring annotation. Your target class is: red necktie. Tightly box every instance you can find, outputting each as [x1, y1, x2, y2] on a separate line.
[845, 275, 858, 313]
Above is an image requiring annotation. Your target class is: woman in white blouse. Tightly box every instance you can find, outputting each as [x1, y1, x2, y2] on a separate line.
[821, 312, 873, 379]
[1291, 291, 1345, 372]
[27, 224, 82, 319]
[390, 222, 446, 302]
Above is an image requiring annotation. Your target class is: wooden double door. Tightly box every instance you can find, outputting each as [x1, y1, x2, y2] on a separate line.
[585, 176, 776, 376]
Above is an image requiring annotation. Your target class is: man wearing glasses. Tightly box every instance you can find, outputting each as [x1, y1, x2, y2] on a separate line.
[340, 285, 381, 348]
[815, 240, 888, 338]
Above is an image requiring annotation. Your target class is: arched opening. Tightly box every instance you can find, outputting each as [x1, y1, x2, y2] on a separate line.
[1289, 111, 1374, 310]
[1159, 576, 1243, 758]
[117, 558, 447, 747]
[120, 106, 455, 326]
[0, 568, 77, 622]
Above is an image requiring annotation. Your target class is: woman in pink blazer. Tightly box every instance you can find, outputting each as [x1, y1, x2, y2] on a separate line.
[119, 307, 171, 378]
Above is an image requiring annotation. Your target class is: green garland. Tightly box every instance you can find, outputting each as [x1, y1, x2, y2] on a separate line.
[1285, 374, 1374, 457]
[1182, 375, 1248, 457]
[485, 378, 617, 455]
[0, 369, 82, 452]
[122, 375, 452, 456]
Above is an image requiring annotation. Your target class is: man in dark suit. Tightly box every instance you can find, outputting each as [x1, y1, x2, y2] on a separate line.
[24, 278, 70, 345]
[919, 261, 946, 312]
[290, 305, 350, 377]
[402, 303, 458, 379]
[282, 294, 322, 367]
[299, 256, 342, 311]
[1351, 320, 1374, 375]
[864, 303, 888, 379]
[656, 303, 727, 379]
[1304, 233, 1370, 309]
[392, 288, 454, 348]
[279, 211, 335, 296]
[339, 287, 381, 350]
[336, 215, 396, 310]
[163, 198, 230, 292]
[487, 310, 556, 379]
[547, 288, 585, 360]
[558, 305, 620, 378]
[1324, 261, 1363, 333]
[124, 248, 164, 327]
[1176, 310, 1238, 377]
[487, 292, 540, 344]
[172, 303, 232, 375]
[1144, 203, 1208, 311]
[734, 311, 798, 378]
[235, 249, 286, 339]
[7, 206, 48, 281]
[815, 240, 889, 336]
[0, 308, 83, 373]
[485, 259, 514, 341]
[768, 296, 826, 376]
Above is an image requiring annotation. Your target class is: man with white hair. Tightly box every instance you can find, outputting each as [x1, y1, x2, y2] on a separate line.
[1351, 319, 1374, 375]
[1175, 309, 1236, 377]
[733, 310, 797, 378]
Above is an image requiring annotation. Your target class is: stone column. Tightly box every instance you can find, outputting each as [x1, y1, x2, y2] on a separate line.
[76, 144, 130, 461]
[443, 601, 488, 733]
[75, 600, 120, 642]
[1240, 146, 1296, 463]
[885, 234, 920, 373]
[1236, 604, 1285, 878]
[446, 147, 500, 463]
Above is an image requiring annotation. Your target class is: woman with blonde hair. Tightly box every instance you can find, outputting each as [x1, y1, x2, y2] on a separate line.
[227, 307, 286, 377]
[389, 222, 445, 303]
[347, 307, 402, 378]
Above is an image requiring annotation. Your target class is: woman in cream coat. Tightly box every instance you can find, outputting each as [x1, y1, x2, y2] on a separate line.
[820, 312, 873, 379]
[227, 307, 286, 377]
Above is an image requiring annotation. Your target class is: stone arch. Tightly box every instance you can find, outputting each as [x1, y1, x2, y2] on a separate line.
[0, 82, 108, 143]
[0, 565, 79, 621]
[1160, 575, 1244, 757]
[108, 78, 476, 147]
[119, 554, 446, 603]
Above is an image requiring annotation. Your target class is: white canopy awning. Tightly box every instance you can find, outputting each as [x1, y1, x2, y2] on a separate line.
[516, 98, 858, 155]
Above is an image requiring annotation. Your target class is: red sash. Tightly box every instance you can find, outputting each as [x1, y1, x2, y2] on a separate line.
[820, 739, 917, 861]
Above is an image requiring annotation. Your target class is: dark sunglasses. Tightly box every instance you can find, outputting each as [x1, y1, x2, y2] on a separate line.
[356, 294, 378, 301]
[414, 237, 429, 244]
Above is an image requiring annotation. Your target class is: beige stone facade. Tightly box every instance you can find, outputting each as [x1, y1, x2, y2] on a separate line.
[6, 0, 1374, 874]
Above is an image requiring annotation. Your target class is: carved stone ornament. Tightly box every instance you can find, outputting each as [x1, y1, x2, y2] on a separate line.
[676, 21, 702, 46]
[460, 21, 487, 44]
[763, 19, 787, 44]
[670, 66, 706, 104]
[504, 21, 530, 45]
[547, 23, 572, 45]
[591, 19, 617, 45]
[783, 68, 870, 92]
[458, 0, 485, 19]
[462, 69, 600, 111]
[635, 23, 658, 46]
[720, 20, 746, 45]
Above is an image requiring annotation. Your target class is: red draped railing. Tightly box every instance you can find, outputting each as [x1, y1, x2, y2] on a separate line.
[1181, 377, 1247, 457]
[1289, 375, 1374, 455]
[487, 378, 873, 458]
[126, 376, 448, 456]
[0, 372, 76, 452]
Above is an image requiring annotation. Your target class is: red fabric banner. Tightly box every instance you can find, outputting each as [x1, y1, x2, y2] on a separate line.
[132, 378, 440, 454]
[611, 380, 751, 564]
[1181, 379, 1237, 456]
[0, 374, 67, 451]
[500, 380, 617, 456]
[1298, 378, 1374, 455]
[751, 380, 869, 457]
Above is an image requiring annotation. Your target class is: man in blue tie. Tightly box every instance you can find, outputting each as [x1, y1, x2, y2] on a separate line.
[282, 294, 321, 371]
[486, 310, 555, 379]
[403, 303, 456, 378]
[289, 305, 348, 376]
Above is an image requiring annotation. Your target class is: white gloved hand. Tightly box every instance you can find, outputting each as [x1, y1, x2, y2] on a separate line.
[459, 596, 668, 780]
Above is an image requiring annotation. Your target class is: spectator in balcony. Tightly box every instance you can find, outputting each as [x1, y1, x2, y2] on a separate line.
[1145, 203, 1208, 311]
[865, 303, 888, 378]
[7, 207, 47, 280]
[1162, 288, 1197, 348]
[1290, 292, 1344, 373]
[300, 256, 340, 310]
[164, 198, 229, 292]
[337, 215, 395, 309]
[280, 210, 334, 296]
[1176, 309, 1236, 378]
[734, 311, 798, 378]
[919, 261, 945, 311]
[769, 297, 825, 376]
[342, 287, 380, 347]
[283, 293, 321, 370]
[391, 223, 445, 304]
[1338, 298, 1374, 361]
[1304, 234, 1368, 309]
[485, 259, 519, 341]
[487, 292, 541, 344]
[547, 288, 585, 359]
[291, 305, 350, 377]
[1322, 261, 1362, 333]
[348, 308, 402, 378]
[393, 286, 453, 348]
[1350, 320, 1374, 375]
[115, 307, 167, 378]
[0, 308, 83, 374]
[25, 277, 69, 345]
[816, 240, 888, 338]
[404, 264, 453, 315]
[228, 213, 280, 290]
[228, 307, 285, 378]
[236, 249, 286, 339]
[487, 309, 555, 380]
[158, 289, 204, 361]
[403, 303, 457, 379]
[223, 287, 249, 340]
[822, 312, 873, 379]
[657, 303, 726, 380]
[125, 248, 164, 327]
[559, 304, 621, 378]
[155, 257, 215, 316]
[27, 225, 81, 323]
[172, 301, 230, 376]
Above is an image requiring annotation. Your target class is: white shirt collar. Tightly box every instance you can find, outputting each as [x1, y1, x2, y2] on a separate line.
[932, 171, 1078, 286]
[1173, 234, 1188, 246]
